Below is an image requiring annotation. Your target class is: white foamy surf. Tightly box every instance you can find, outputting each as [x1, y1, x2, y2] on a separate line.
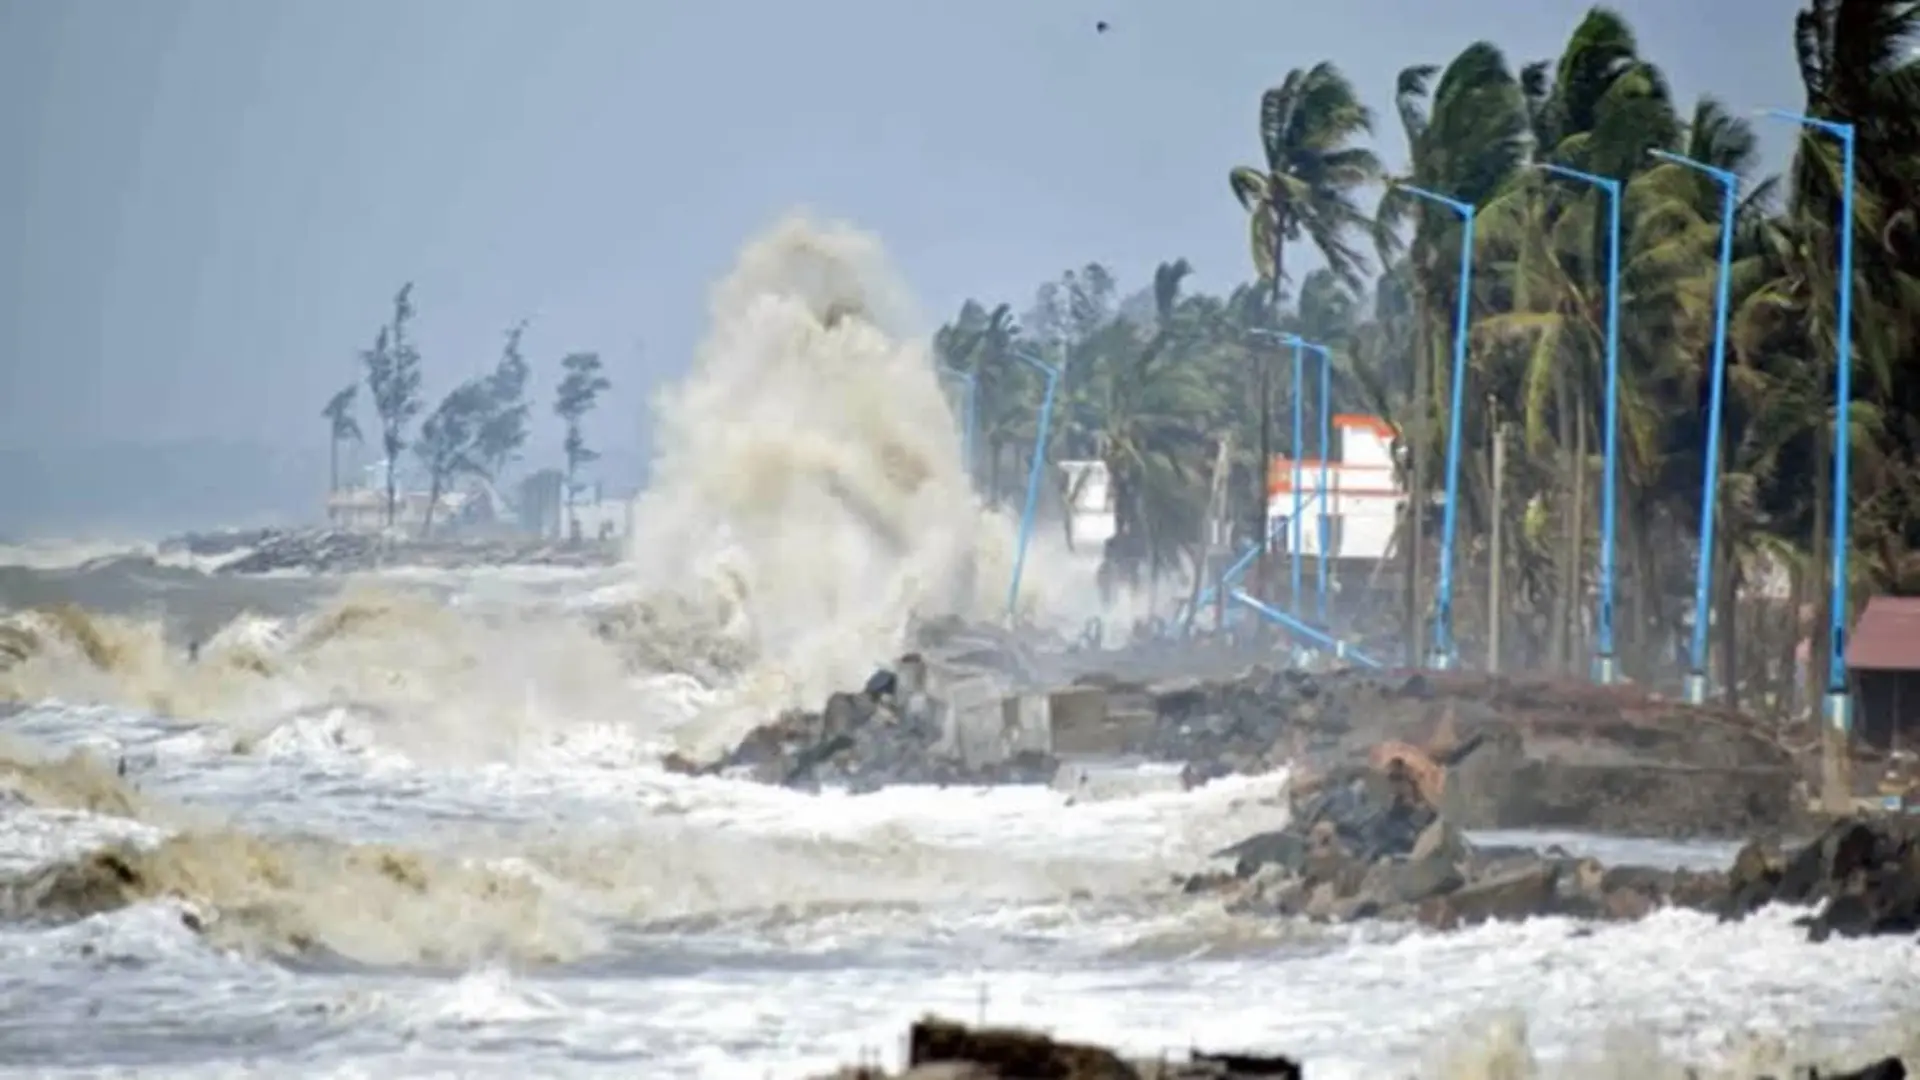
[1, 215, 1916, 1078]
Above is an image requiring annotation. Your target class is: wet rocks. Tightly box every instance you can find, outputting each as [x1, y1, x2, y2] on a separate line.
[219, 530, 381, 574]
[1058, 666, 1800, 838]
[691, 661, 1058, 791]
[206, 528, 621, 575]
[810, 1017, 1908, 1079]
[812, 1016, 1302, 1079]
[1718, 816, 1920, 940]
[1202, 746, 1920, 943]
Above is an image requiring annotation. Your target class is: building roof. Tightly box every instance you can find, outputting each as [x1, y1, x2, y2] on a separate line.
[1846, 595, 1920, 671]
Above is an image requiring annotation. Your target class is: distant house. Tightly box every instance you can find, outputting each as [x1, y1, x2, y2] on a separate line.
[324, 460, 478, 534]
[325, 487, 473, 534]
[1267, 414, 1410, 564]
[1846, 595, 1920, 753]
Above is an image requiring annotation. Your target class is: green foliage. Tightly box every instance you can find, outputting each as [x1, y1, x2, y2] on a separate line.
[938, 0, 1920, 684]
[555, 351, 611, 534]
[362, 283, 425, 527]
[413, 378, 494, 536]
[320, 383, 363, 495]
[475, 320, 533, 478]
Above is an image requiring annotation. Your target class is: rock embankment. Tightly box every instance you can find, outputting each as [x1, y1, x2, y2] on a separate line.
[670, 656, 1056, 790]
[806, 1017, 1908, 1079]
[158, 528, 623, 575]
[709, 650, 1802, 839]
[813, 1016, 1305, 1079]
[1195, 736, 1920, 941]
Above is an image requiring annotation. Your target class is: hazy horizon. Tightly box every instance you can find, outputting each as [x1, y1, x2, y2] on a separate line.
[0, 0, 1808, 538]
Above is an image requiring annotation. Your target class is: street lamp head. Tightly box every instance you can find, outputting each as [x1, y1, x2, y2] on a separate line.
[1394, 182, 1473, 217]
[1647, 148, 1740, 188]
[1758, 107, 1855, 139]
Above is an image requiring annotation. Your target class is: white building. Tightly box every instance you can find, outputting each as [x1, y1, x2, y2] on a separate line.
[1266, 414, 1406, 562]
[1058, 459, 1117, 552]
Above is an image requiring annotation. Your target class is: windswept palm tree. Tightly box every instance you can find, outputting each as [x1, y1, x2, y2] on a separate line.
[1228, 61, 1383, 596]
[321, 384, 363, 496]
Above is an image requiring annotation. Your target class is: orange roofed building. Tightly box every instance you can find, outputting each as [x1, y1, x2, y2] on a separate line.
[1267, 413, 1409, 563]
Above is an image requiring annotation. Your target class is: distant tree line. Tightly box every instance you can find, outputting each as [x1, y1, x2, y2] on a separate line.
[319, 283, 612, 538]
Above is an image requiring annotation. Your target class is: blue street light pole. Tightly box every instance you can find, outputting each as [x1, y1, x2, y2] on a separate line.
[1764, 109, 1858, 739]
[1247, 329, 1317, 621]
[1649, 149, 1739, 705]
[1538, 162, 1624, 685]
[1289, 336, 1304, 616]
[1279, 335, 1334, 625]
[1005, 347, 1061, 624]
[1393, 184, 1477, 670]
[936, 363, 979, 483]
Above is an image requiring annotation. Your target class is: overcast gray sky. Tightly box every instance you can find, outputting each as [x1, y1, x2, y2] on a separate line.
[0, 0, 1805, 528]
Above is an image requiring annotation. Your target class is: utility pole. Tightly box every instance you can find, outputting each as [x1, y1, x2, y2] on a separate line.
[1488, 396, 1506, 675]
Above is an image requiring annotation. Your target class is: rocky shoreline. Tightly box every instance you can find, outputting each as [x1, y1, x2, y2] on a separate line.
[157, 527, 622, 575]
[803, 1017, 1909, 1078]
[683, 645, 1920, 942]
[693, 645, 1808, 839]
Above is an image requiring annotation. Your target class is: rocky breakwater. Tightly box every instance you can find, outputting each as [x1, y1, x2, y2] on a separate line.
[805, 1017, 1909, 1079]
[672, 651, 1060, 791]
[1069, 666, 1802, 838]
[194, 528, 622, 575]
[1192, 739, 1920, 941]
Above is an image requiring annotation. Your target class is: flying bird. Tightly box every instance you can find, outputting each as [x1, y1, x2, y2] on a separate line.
[1096, 20, 1109, 33]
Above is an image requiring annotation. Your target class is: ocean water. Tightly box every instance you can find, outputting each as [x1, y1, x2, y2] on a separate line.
[3, 664, 1918, 1080]
[3, 216, 1916, 1078]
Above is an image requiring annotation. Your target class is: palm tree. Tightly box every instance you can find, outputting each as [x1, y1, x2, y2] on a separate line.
[1228, 61, 1384, 600]
[321, 384, 363, 497]
[1084, 260, 1217, 599]
[1375, 42, 1530, 659]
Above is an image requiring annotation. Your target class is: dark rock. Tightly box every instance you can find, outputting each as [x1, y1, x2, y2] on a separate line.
[1439, 863, 1560, 926]
[1815, 1057, 1908, 1080]
[863, 668, 898, 701]
[907, 1016, 1135, 1077]
[1719, 817, 1920, 942]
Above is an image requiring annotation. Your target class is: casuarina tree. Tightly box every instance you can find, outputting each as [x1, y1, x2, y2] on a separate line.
[362, 283, 424, 527]
[321, 384, 363, 496]
[554, 351, 610, 539]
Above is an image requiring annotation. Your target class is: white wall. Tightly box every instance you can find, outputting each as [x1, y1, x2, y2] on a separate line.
[1266, 418, 1406, 561]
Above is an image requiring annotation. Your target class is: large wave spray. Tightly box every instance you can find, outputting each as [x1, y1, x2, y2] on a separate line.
[624, 215, 1059, 756]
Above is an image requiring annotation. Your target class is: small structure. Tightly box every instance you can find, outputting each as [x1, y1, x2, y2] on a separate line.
[1267, 413, 1412, 564]
[1845, 595, 1920, 753]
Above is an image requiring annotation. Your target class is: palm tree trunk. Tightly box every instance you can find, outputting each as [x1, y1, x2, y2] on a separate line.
[1256, 240, 1285, 611]
[1728, 545, 1743, 714]
[328, 436, 340, 496]
[1807, 423, 1832, 723]
[1406, 309, 1433, 666]
[1548, 366, 1573, 670]
[1564, 386, 1589, 675]
[422, 473, 442, 538]
[384, 455, 399, 529]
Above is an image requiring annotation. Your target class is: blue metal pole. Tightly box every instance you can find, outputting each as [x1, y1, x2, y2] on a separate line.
[1651, 150, 1738, 705]
[1394, 184, 1477, 671]
[1832, 125, 1858, 729]
[1765, 110, 1858, 737]
[1230, 589, 1383, 669]
[1006, 348, 1061, 623]
[1315, 343, 1332, 626]
[1290, 338, 1304, 617]
[1188, 513, 1287, 633]
[1538, 163, 1623, 685]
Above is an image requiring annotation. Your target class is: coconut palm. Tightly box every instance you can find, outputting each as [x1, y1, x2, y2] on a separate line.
[1228, 62, 1384, 598]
